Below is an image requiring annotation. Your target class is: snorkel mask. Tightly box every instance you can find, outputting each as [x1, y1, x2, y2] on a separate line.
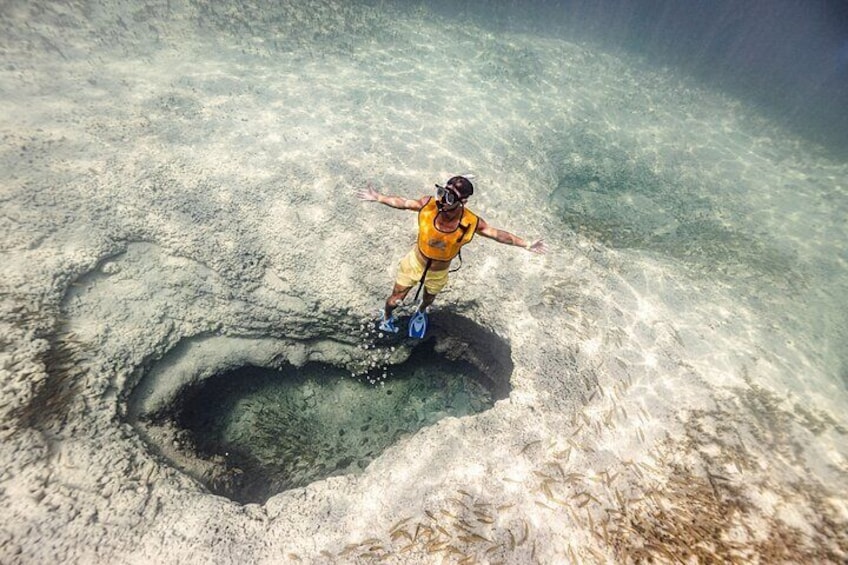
[434, 183, 461, 209]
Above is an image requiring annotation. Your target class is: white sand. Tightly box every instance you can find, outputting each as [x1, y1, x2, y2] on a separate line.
[2, 1, 847, 563]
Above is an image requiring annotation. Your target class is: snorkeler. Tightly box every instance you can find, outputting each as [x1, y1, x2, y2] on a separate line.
[356, 175, 547, 338]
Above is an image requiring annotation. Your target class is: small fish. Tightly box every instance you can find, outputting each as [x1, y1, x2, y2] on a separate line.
[448, 497, 470, 510]
[520, 440, 542, 454]
[516, 520, 529, 546]
[474, 509, 494, 520]
[456, 518, 476, 532]
[391, 529, 412, 542]
[390, 516, 412, 532]
[444, 545, 463, 556]
[553, 448, 572, 462]
[540, 480, 555, 500]
[426, 541, 448, 553]
[533, 470, 555, 481]
[535, 500, 556, 511]
[339, 544, 360, 556]
[548, 461, 565, 477]
[459, 533, 492, 544]
[573, 492, 591, 508]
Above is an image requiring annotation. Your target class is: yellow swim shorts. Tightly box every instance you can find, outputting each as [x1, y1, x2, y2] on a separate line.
[395, 248, 449, 294]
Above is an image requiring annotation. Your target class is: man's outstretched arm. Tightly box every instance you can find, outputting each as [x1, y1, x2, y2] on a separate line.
[356, 184, 426, 211]
[476, 218, 548, 254]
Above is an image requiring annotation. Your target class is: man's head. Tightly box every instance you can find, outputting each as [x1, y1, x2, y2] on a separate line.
[435, 175, 474, 210]
[446, 176, 474, 199]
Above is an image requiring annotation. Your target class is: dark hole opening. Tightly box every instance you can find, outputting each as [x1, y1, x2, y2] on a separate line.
[165, 341, 505, 503]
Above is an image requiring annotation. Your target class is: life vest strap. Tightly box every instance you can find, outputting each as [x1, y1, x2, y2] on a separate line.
[449, 250, 463, 273]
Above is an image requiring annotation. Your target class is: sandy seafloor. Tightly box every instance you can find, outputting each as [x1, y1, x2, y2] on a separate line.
[2, 1, 848, 563]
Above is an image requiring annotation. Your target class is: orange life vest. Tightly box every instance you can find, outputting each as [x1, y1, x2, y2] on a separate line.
[417, 197, 479, 261]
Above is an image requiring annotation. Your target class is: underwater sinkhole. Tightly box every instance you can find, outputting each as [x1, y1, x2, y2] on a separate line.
[128, 314, 512, 504]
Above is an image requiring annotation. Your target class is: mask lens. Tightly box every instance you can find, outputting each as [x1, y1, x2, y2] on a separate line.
[436, 185, 457, 206]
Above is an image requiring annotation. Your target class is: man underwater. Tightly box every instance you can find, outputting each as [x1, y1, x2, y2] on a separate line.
[357, 175, 547, 337]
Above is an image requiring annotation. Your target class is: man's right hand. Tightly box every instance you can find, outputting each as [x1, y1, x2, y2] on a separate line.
[355, 184, 380, 202]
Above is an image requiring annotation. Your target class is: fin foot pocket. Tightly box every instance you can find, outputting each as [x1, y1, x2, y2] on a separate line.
[408, 311, 428, 339]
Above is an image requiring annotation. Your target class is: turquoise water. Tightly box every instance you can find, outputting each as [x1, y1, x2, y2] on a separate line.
[176, 352, 494, 503]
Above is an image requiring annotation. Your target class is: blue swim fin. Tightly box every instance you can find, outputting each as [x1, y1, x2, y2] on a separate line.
[408, 310, 428, 339]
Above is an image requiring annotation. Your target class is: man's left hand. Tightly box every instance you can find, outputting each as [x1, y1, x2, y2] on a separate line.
[528, 240, 548, 254]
